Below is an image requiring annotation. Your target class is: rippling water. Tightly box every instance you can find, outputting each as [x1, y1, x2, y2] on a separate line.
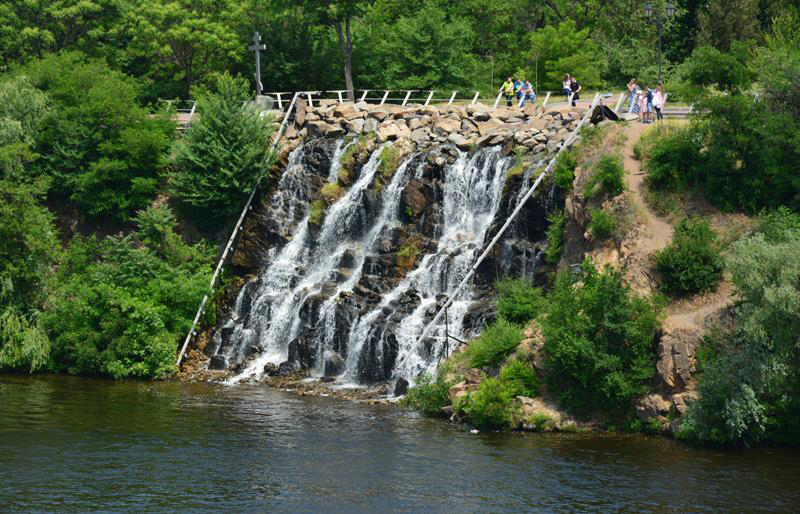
[2, 375, 799, 512]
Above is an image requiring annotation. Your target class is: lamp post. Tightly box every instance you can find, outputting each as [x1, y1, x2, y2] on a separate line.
[644, 2, 675, 84]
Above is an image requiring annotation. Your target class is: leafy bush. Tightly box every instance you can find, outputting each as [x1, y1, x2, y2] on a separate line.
[401, 373, 452, 417]
[588, 208, 616, 240]
[755, 207, 800, 243]
[457, 360, 539, 429]
[644, 127, 703, 192]
[42, 206, 213, 379]
[169, 73, 275, 227]
[0, 309, 50, 373]
[545, 210, 566, 264]
[498, 359, 539, 398]
[553, 150, 577, 192]
[496, 278, 545, 325]
[463, 318, 523, 369]
[655, 217, 723, 296]
[584, 155, 624, 199]
[542, 262, 662, 418]
[459, 377, 516, 429]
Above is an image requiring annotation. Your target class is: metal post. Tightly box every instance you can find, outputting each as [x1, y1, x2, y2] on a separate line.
[274, 93, 284, 110]
[360, 90, 370, 102]
[306, 91, 314, 108]
[335, 90, 345, 103]
[380, 90, 390, 105]
[658, 9, 663, 85]
[493, 91, 503, 108]
[542, 92, 551, 108]
[248, 32, 266, 96]
[402, 90, 416, 106]
[614, 92, 625, 112]
[424, 91, 435, 106]
[567, 92, 574, 107]
[399, 93, 602, 370]
[470, 91, 480, 105]
[186, 101, 196, 126]
[448, 91, 458, 105]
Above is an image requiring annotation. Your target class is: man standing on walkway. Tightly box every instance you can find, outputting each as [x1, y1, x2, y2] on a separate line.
[499, 77, 515, 107]
[569, 76, 581, 107]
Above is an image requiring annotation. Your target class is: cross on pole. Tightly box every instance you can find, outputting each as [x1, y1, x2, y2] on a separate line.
[249, 32, 266, 96]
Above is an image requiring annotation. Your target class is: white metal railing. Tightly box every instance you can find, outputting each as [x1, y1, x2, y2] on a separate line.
[175, 92, 301, 368]
[395, 93, 603, 376]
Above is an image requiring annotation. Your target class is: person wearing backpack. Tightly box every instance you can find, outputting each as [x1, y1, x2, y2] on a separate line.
[568, 77, 581, 107]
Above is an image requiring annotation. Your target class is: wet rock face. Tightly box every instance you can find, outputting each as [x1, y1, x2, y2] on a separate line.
[209, 117, 556, 385]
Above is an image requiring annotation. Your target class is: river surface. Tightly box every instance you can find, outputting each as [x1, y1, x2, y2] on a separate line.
[2, 375, 799, 512]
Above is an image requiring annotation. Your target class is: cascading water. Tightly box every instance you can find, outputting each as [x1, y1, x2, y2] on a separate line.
[208, 137, 536, 389]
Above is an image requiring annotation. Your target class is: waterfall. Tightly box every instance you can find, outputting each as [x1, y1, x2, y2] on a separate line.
[210, 138, 520, 388]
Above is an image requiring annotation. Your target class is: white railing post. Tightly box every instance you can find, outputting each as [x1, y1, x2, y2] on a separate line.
[542, 92, 551, 108]
[380, 90, 390, 105]
[567, 92, 574, 107]
[274, 93, 284, 110]
[424, 90, 435, 106]
[493, 91, 503, 108]
[336, 90, 345, 103]
[306, 91, 314, 108]
[402, 90, 416, 106]
[398, 93, 603, 376]
[176, 92, 301, 369]
[614, 92, 625, 112]
[186, 101, 197, 125]
[470, 91, 480, 105]
[448, 91, 458, 105]
[359, 90, 370, 102]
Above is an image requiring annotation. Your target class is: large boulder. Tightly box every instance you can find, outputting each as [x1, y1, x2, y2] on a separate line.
[307, 120, 331, 138]
[410, 127, 430, 144]
[433, 117, 461, 135]
[447, 133, 471, 150]
[376, 122, 401, 142]
[323, 350, 346, 377]
[634, 393, 672, 421]
[346, 118, 365, 134]
[363, 118, 379, 133]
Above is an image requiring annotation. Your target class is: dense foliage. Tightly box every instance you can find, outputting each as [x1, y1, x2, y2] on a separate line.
[655, 217, 723, 297]
[542, 262, 662, 418]
[583, 155, 624, 199]
[462, 318, 523, 369]
[495, 278, 545, 325]
[645, 13, 800, 212]
[43, 206, 213, 378]
[678, 210, 800, 445]
[0, 0, 787, 99]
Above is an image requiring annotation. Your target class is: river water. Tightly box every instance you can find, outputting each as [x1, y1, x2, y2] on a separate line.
[2, 375, 798, 512]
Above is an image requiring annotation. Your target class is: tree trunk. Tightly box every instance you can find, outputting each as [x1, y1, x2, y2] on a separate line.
[335, 18, 355, 102]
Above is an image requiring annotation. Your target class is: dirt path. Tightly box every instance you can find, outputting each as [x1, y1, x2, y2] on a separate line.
[623, 123, 673, 254]
[621, 123, 732, 333]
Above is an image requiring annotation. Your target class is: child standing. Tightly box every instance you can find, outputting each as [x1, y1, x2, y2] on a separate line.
[653, 85, 666, 121]
[563, 74, 572, 102]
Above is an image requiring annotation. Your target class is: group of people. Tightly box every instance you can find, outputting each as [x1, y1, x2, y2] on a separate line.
[499, 77, 537, 108]
[499, 75, 583, 109]
[626, 79, 666, 123]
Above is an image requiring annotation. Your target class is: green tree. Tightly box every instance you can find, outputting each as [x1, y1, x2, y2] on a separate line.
[169, 73, 275, 226]
[21, 53, 175, 221]
[298, 0, 374, 101]
[126, 0, 242, 99]
[371, 2, 476, 89]
[698, 0, 761, 51]
[529, 19, 602, 90]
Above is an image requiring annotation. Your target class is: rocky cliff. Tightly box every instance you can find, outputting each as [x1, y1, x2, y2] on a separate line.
[197, 100, 586, 388]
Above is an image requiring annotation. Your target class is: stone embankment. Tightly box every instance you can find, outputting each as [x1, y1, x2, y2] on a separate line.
[274, 100, 584, 157]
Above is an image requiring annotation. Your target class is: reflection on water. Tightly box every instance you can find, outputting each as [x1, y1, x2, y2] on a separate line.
[1, 375, 799, 512]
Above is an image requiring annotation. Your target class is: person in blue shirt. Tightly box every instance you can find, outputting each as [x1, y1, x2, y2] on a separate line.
[514, 78, 524, 102]
[520, 80, 536, 108]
